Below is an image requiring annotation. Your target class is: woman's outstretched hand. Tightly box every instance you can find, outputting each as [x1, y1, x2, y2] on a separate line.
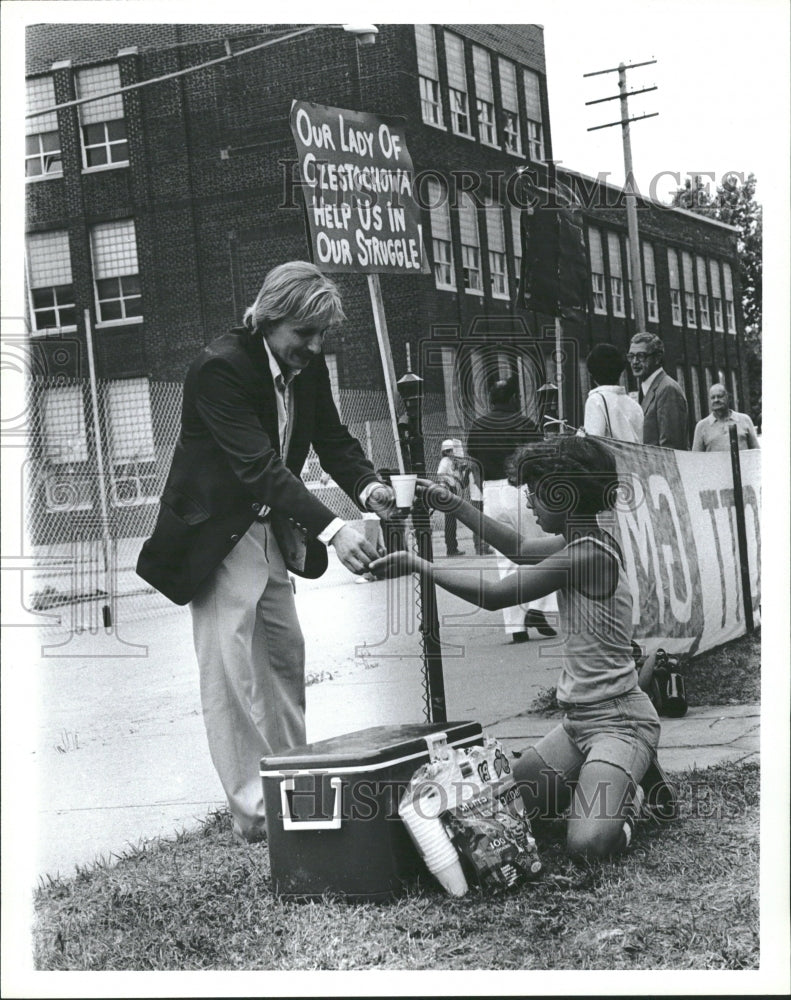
[415, 478, 458, 511]
[369, 551, 423, 578]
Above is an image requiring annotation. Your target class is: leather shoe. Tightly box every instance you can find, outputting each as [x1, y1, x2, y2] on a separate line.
[524, 610, 557, 637]
[511, 631, 529, 644]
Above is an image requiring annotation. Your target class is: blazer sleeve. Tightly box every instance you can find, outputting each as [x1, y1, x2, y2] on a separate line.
[656, 382, 689, 449]
[194, 356, 340, 537]
[308, 358, 379, 507]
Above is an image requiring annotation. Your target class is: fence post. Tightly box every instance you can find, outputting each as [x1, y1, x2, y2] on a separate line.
[84, 308, 113, 628]
[729, 424, 754, 633]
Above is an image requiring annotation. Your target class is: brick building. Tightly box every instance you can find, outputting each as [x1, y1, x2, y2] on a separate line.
[24, 22, 747, 542]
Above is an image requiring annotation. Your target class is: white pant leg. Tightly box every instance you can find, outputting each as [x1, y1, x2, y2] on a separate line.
[484, 480, 558, 634]
[190, 520, 306, 841]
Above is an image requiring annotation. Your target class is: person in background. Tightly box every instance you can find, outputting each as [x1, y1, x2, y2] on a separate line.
[583, 343, 644, 443]
[436, 439, 466, 556]
[464, 450, 493, 556]
[691, 383, 760, 452]
[628, 333, 689, 450]
[372, 436, 671, 861]
[137, 261, 394, 844]
[466, 376, 556, 642]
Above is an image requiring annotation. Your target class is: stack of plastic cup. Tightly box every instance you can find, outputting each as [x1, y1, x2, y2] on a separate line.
[399, 791, 468, 897]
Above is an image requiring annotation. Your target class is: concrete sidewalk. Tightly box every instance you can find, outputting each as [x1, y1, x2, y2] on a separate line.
[23, 547, 760, 884]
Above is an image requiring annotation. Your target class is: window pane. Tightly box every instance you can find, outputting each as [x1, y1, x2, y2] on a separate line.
[106, 118, 127, 141]
[35, 309, 57, 328]
[86, 146, 108, 167]
[26, 135, 40, 155]
[59, 306, 77, 327]
[41, 131, 60, 152]
[84, 123, 105, 144]
[110, 141, 130, 163]
[26, 158, 43, 178]
[96, 277, 120, 298]
[124, 295, 143, 317]
[32, 287, 55, 308]
[121, 274, 141, 294]
[100, 300, 123, 321]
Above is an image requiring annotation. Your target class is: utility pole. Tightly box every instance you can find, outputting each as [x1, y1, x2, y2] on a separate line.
[584, 59, 657, 333]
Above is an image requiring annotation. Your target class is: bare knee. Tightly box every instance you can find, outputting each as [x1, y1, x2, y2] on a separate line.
[566, 818, 625, 861]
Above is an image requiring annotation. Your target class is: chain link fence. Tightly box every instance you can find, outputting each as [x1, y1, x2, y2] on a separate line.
[24, 376, 468, 628]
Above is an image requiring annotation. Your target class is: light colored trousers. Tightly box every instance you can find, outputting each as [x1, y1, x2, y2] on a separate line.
[483, 479, 558, 635]
[189, 519, 305, 841]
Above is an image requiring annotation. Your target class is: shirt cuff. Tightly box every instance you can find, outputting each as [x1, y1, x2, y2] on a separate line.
[359, 480, 382, 509]
[317, 517, 345, 545]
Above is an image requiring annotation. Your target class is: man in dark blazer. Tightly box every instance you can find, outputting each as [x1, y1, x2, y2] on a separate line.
[137, 261, 394, 843]
[628, 332, 689, 450]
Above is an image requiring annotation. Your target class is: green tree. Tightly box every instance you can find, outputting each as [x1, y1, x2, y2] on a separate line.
[671, 173, 762, 425]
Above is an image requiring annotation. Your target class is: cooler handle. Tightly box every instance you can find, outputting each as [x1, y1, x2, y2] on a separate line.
[424, 731, 449, 762]
[279, 776, 343, 831]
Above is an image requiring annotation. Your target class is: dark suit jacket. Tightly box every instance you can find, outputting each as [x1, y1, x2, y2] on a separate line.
[137, 328, 379, 604]
[641, 369, 689, 450]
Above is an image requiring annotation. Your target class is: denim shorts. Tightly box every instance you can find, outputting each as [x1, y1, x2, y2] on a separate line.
[535, 687, 661, 784]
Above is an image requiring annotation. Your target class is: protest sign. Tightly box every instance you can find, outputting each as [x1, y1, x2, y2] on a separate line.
[289, 100, 428, 274]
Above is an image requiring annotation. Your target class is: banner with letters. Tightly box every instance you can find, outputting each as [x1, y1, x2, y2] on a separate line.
[603, 439, 761, 656]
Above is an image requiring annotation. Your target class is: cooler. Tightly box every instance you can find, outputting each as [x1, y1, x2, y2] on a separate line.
[259, 721, 483, 901]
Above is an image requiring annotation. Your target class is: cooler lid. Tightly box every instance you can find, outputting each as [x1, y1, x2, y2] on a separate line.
[260, 721, 481, 773]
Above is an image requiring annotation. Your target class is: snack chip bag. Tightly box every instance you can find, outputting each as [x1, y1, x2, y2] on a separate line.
[400, 737, 541, 893]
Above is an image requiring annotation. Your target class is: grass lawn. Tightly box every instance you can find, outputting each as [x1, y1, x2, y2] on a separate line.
[33, 762, 759, 972]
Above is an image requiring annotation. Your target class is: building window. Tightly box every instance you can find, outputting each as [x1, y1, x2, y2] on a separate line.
[689, 365, 702, 422]
[440, 346, 462, 427]
[667, 248, 682, 326]
[486, 205, 509, 298]
[704, 367, 713, 398]
[76, 64, 129, 170]
[625, 237, 636, 319]
[498, 58, 522, 155]
[643, 242, 658, 322]
[444, 32, 471, 137]
[458, 192, 482, 293]
[709, 259, 724, 331]
[675, 366, 687, 402]
[26, 231, 76, 333]
[682, 251, 697, 328]
[42, 385, 89, 464]
[729, 370, 739, 409]
[588, 227, 606, 314]
[696, 256, 710, 330]
[607, 233, 625, 317]
[104, 378, 158, 506]
[510, 204, 522, 288]
[415, 26, 443, 127]
[722, 262, 737, 332]
[523, 70, 544, 160]
[472, 46, 496, 145]
[26, 76, 62, 179]
[426, 178, 455, 290]
[90, 220, 142, 324]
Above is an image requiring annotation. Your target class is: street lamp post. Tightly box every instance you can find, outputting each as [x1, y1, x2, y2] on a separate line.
[396, 370, 447, 724]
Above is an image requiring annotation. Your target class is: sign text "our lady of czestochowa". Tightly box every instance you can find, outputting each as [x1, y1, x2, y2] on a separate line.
[290, 100, 428, 275]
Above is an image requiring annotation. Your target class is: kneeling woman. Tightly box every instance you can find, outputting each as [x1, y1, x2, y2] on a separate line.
[372, 436, 660, 861]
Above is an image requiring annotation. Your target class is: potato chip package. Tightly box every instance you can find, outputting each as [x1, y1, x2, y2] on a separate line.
[401, 737, 541, 892]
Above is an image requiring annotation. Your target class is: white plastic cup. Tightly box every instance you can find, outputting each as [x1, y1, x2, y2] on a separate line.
[390, 473, 418, 508]
[431, 857, 469, 897]
[399, 796, 468, 896]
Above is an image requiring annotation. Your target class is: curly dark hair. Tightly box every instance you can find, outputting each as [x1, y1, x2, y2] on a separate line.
[505, 436, 620, 516]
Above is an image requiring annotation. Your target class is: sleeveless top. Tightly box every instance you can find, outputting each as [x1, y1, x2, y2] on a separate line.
[555, 532, 638, 705]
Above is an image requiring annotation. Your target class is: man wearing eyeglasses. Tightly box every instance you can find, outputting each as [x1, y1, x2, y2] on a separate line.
[627, 333, 689, 450]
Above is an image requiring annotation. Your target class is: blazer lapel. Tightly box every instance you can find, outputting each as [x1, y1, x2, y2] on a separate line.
[242, 331, 281, 454]
[642, 370, 664, 413]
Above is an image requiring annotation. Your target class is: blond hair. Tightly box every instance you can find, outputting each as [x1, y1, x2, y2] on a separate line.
[243, 261, 345, 333]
